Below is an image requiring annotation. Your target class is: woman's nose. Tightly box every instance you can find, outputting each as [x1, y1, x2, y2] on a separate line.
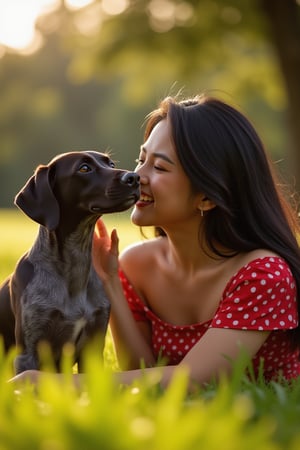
[138, 174, 148, 184]
[135, 166, 148, 184]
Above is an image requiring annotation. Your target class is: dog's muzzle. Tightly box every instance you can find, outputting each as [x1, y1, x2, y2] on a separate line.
[120, 172, 140, 188]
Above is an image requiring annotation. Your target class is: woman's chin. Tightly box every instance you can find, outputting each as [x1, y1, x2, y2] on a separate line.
[130, 209, 150, 227]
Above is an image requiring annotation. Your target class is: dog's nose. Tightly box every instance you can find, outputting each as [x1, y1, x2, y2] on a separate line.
[121, 172, 140, 187]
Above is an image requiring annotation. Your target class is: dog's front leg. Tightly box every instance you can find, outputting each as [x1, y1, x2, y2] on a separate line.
[14, 352, 40, 374]
[0, 278, 16, 351]
[14, 302, 54, 374]
[14, 310, 40, 374]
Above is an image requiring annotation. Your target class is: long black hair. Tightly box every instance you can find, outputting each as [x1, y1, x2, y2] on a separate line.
[144, 94, 300, 348]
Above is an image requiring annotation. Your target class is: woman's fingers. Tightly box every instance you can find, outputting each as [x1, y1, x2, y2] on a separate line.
[94, 218, 109, 239]
[110, 228, 119, 257]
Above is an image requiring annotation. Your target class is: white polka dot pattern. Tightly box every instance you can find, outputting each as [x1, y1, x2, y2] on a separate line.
[212, 257, 298, 332]
[119, 257, 300, 381]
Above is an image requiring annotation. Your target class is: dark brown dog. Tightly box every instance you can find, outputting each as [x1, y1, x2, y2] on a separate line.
[0, 151, 140, 374]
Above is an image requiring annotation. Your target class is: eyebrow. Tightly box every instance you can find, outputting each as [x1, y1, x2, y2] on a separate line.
[140, 146, 175, 165]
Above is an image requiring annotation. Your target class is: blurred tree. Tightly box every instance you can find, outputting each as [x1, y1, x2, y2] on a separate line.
[65, 0, 299, 195]
[261, 0, 300, 196]
[0, 33, 149, 206]
[0, 0, 299, 206]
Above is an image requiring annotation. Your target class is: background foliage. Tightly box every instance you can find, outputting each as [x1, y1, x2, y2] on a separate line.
[1, 0, 299, 207]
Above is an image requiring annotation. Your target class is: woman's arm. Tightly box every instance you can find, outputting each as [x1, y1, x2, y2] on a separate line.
[115, 326, 270, 388]
[103, 272, 155, 369]
[9, 327, 269, 390]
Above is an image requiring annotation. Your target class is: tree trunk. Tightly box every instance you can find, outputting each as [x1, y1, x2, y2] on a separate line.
[260, 0, 300, 198]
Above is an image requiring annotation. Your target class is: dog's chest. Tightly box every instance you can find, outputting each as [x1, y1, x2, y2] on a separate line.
[25, 268, 109, 327]
[21, 245, 110, 358]
[61, 270, 109, 317]
[71, 316, 88, 344]
[63, 288, 100, 319]
[61, 287, 109, 349]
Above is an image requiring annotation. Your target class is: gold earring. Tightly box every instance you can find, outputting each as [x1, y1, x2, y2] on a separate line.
[200, 209, 204, 217]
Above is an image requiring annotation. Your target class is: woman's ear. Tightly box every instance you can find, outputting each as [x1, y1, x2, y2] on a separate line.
[196, 195, 216, 214]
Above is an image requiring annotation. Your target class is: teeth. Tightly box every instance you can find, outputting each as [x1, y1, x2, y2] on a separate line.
[140, 194, 153, 202]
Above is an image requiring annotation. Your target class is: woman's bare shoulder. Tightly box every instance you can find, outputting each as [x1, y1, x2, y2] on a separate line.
[120, 237, 164, 272]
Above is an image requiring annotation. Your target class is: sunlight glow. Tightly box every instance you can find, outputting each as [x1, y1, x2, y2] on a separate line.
[102, 0, 129, 16]
[148, 0, 194, 32]
[0, 0, 58, 51]
[148, 0, 176, 32]
[0, 0, 96, 54]
[74, 3, 103, 36]
[65, 0, 94, 11]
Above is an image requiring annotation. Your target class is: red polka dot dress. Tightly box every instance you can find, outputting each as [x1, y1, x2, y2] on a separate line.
[119, 257, 300, 381]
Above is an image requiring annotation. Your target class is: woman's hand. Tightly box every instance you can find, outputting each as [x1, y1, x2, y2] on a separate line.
[8, 369, 41, 385]
[9, 370, 83, 390]
[92, 219, 120, 284]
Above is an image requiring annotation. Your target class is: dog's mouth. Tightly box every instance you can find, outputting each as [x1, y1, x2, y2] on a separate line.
[90, 194, 139, 214]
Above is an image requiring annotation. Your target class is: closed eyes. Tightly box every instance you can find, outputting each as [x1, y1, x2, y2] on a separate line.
[135, 158, 168, 172]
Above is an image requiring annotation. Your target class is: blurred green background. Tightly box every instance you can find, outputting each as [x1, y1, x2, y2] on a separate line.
[0, 0, 300, 207]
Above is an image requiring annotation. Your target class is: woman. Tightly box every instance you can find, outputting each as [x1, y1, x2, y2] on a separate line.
[11, 94, 300, 388]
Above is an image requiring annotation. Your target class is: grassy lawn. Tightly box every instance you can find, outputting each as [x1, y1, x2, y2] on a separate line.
[0, 209, 300, 449]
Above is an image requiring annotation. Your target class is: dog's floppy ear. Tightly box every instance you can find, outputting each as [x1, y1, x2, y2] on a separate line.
[15, 164, 60, 230]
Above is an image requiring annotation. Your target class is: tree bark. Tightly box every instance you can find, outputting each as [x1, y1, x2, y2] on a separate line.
[261, 0, 300, 197]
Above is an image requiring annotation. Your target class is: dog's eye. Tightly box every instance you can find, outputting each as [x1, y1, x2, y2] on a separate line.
[78, 164, 91, 173]
[109, 161, 115, 168]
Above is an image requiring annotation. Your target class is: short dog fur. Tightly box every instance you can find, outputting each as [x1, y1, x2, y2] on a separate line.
[0, 151, 140, 374]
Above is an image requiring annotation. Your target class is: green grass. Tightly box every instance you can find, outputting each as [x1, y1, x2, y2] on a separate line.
[1, 209, 300, 450]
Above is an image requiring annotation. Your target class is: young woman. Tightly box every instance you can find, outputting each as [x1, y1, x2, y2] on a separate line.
[11, 95, 300, 388]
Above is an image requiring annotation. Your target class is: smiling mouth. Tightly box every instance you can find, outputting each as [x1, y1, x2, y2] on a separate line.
[138, 193, 154, 204]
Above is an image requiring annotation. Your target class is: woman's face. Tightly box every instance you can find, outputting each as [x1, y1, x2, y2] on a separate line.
[131, 119, 202, 230]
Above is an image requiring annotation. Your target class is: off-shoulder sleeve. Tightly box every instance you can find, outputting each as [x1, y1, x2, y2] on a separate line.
[211, 257, 298, 331]
[119, 269, 149, 322]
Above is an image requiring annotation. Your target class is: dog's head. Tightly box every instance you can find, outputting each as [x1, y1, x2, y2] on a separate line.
[15, 151, 140, 231]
